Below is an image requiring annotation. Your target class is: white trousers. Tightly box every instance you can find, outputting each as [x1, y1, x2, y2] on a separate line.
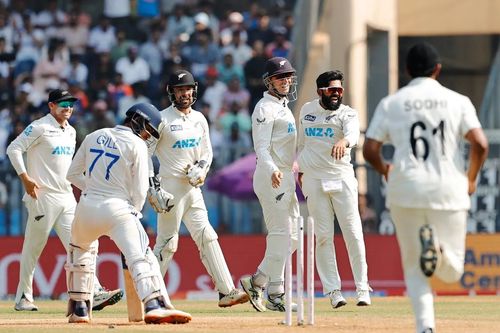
[390, 206, 467, 333]
[154, 177, 235, 295]
[16, 192, 74, 303]
[253, 168, 299, 295]
[301, 173, 369, 294]
[16, 192, 104, 304]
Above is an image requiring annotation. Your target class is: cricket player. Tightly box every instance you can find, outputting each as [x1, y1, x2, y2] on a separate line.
[7, 89, 122, 312]
[65, 103, 192, 324]
[297, 70, 371, 309]
[240, 57, 300, 312]
[148, 69, 249, 308]
[363, 42, 488, 333]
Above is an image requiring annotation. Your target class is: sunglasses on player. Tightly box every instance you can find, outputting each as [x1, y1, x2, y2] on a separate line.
[319, 86, 344, 94]
[57, 101, 75, 108]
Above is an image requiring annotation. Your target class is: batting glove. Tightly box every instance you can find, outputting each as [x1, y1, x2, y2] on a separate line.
[186, 160, 208, 188]
[147, 176, 174, 213]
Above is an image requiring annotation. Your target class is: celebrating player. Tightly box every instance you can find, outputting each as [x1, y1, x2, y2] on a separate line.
[240, 57, 300, 312]
[6, 89, 122, 312]
[297, 70, 371, 308]
[65, 103, 192, 324]
[148, 70, 249, 308]
[363, 42, 488, 333]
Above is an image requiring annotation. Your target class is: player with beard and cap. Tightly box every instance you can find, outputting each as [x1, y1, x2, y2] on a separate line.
[240, 57, 300, 313]
[296, 70, 371, 309]
[363, 42, 488, 333]
[147, 69, 249, 308]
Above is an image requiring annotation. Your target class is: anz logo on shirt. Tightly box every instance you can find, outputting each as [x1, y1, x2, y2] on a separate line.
[304, 127, 334, 138]
[52, 146, 75, 155]
[287, 122, 296, 133]
[172, 137, 201, 149]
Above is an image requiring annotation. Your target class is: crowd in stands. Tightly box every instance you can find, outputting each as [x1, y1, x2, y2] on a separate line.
[0, 0, 297, 235]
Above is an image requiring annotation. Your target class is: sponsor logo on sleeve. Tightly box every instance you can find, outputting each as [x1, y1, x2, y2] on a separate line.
[304, 114, 316, 122]
[170, 125, 183, 131]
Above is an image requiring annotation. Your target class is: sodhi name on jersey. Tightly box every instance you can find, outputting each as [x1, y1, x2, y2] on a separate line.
[404, 99, 447, 111]
[172, 137, 201, 148]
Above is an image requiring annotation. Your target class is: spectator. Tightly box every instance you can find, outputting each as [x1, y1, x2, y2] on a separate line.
[13, 13, 44, 80]
[221, 76, 250, 115]
[247, 13, 274, 47]
[115, 45, 150, 85]
[140, 24, 168, 104]
[62, 54, 88, 89]
[220, 11, 247, 47]
[265, 26, 292, 59]
[201, 66, 227, 122]
[117, 82, 150, 121]
[110, 30, 135, 64]
[107, 72, 133, 113]
[35, 0, 68, 38]
[88, 51, 115, 99]
[222, 29, 253, 67]
[219, 100, 252, 138]
[244, 40, 268, 112]
[88, 15, 117, 54]
[182, 29, 219, 79]
[0, 13, 14, 52]
[216, 53, 245, 86]
[32, 41, 65, 96]
[58, 13, 89, 57]
[103, 0, 131, 35]
[165, 4, 194, 44]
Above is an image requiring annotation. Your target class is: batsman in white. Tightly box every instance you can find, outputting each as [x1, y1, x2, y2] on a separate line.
[239, 57, 300, 312]
[147, 69, 249, 308]
[65, 103, 192, 324]
[363, 42, 488, 333]
[6, 89, 123, 312]
[297, 70, 371, 309]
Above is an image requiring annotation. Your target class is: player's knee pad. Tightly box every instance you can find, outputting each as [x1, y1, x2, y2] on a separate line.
[66, 243, 96, 302]
[199, 226, 233, 294]
[130, 248, 171, 306]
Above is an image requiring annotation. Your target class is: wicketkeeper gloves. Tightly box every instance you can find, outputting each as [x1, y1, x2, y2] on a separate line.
[186, 160, 208, 187]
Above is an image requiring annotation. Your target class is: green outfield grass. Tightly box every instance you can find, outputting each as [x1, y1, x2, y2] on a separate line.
[0, 296, 498, 333]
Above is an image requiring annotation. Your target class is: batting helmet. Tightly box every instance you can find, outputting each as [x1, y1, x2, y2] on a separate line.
[262, 57, 297, 101]
[167, 70, 198, 107]
[125, 103, 162, 146]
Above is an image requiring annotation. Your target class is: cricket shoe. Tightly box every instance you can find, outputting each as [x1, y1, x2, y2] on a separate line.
[240, 276, 266, 312]
[68, 301, 90, 323]
[329, 290, 347, 309]
[144, 299, 192, 324]
[92, 288, 124, 311]
[419, 224, 441, 277]
[356, 289, 371, 306]
[218, 288, 250, 307]
[265, 293, 297, 312]
[14, 295, 38, 311]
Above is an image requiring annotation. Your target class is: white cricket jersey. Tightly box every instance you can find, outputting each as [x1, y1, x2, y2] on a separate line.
[297, 100, 359, 179]
[6, 113, 76, 194]
[67, 125, 149, 211]
[151, 105, 213, 179]
[252, 92, 296, 175]
[366, 77, 482, 210]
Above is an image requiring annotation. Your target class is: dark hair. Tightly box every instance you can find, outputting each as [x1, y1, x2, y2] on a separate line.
[316, 70, 343, 89]
[406, 42, 440, 78]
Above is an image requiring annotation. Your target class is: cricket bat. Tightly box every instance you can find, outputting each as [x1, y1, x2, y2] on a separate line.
[121, 254, 144, 322]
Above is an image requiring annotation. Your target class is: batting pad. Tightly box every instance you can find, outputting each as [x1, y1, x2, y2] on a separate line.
[153, 234, 178, 277]
[66, 243, 96, 302]
[199, 226, 234, 295]
[129, 248, 173, 309]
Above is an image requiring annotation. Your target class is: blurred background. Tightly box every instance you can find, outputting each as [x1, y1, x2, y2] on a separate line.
[0, 0, 499, 298]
